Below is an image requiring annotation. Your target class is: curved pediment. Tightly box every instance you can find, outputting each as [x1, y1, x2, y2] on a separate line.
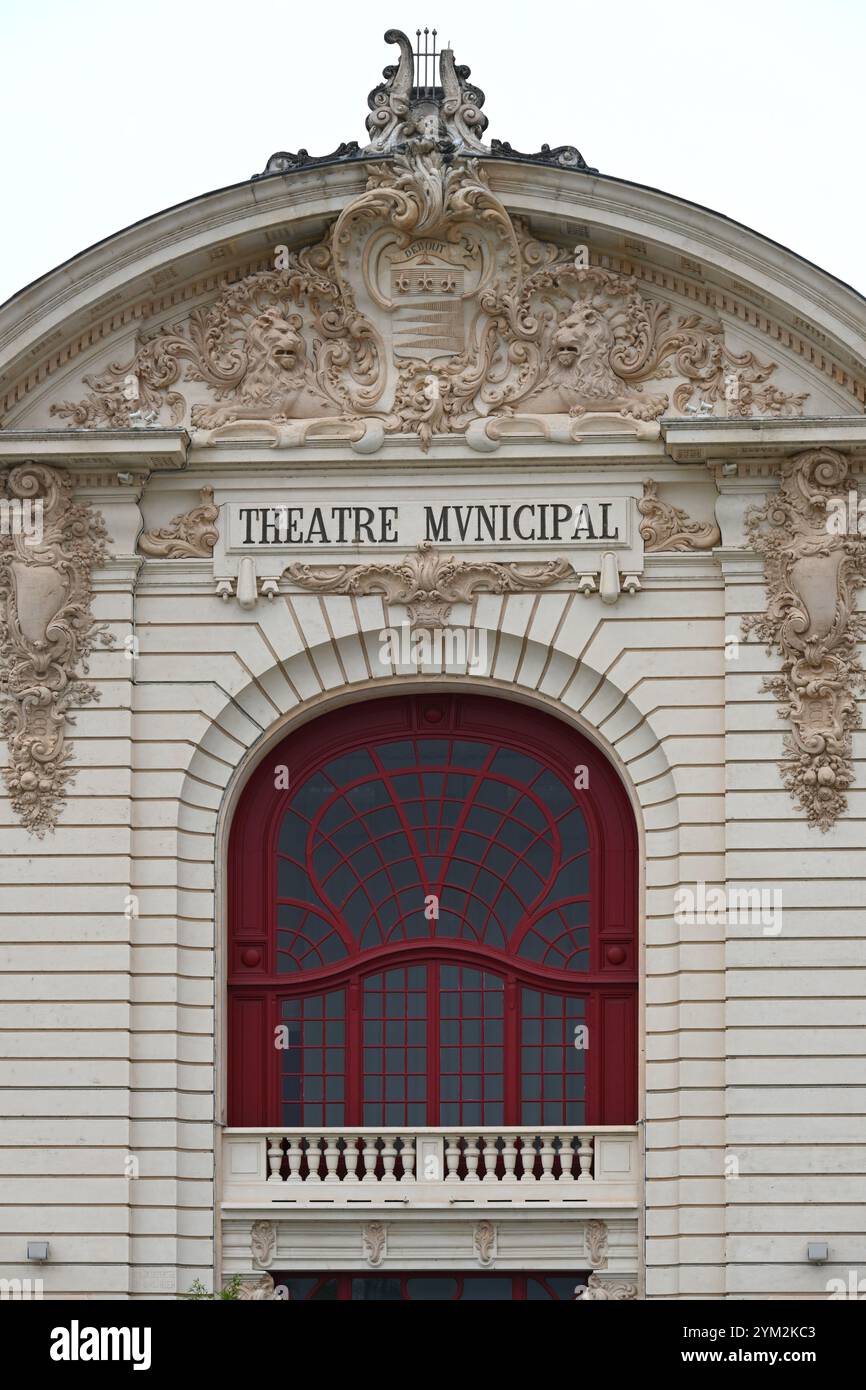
[2, 32, 864, 450]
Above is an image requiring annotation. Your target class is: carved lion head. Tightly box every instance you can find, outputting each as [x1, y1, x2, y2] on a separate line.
[548, 299, 620, 400]
[552, 301, 615, 364]
[243, 309, 307, 399]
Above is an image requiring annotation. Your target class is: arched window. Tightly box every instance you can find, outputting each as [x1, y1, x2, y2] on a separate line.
[228, 694, 636, 1127]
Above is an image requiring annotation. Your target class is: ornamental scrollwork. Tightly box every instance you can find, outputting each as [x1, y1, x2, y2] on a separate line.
[250, 1220, 277, 1269]
[743, 448, 866, 831]
[362, 1221, 387, 1267]
[364, 28, 489, 155]
[0, 464, 113, 836]
[237, 1274, 284, 1300]
[638, 479, 720, 552]
[584, 1220, 609, 1268]
[285, 541, 575, 628]
[574, 1274, 638, 1301]
[139, 487, 219, 558]
[50, 136, 806, 452]
[473, 1220, 497, 1267]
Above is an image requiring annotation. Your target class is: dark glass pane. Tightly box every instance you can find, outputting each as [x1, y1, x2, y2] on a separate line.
[308, 1279, 340, 1301]
[405, 1277, 458, 1300]
[351, 1277, 402, 1301]
[526, 1278, 555, 1300]
[461, 1278, 514, 1301]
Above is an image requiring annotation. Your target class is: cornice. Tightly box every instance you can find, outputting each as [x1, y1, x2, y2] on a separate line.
[664, 416, 866, 463]
[0, 427, 189, 471]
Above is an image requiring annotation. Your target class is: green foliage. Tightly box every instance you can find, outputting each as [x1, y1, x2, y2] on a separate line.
[181, 1275, 243, 1301]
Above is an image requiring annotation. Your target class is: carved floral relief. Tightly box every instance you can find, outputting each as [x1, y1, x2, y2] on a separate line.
[574, 1274, 638, 1301]
[584, 1220, 609, 1268]
[473, 1219, 497, 1267]
[250, 1220, 276, 1269]
[285, 541, 574, 627]
[743, 449, 866, 831]
[138, 487, 219, 558]
[638, 479, 721, 552]
[0, 464, 112, 836]
[50, 142, 807, 451]
[362, 1221, 387, 1267]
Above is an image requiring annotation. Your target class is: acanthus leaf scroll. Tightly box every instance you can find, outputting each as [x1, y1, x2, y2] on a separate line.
[285, 541, 575, 628]
[743, 449, 866, 832]
[51, 143, 807, 451]
[0, 464, 113, 836]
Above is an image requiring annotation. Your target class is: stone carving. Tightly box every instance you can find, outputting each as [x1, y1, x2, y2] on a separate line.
[255, 141, 362, 178]
[363, 1221, 387, 1267]
[365, 28, 489, 154]
[0, 464, 112, 836]
[52, 241, 383, 432]
[473, 1220, 497, 1267]
[638, 479, 721, 552]
[286, 541, 574, 627]
[250, 1220, 276, 1269]
[237, 1274, 282, 1300]
[49, 39, 806, 450]
[139, 487, 219, 558]
[743, 449, 866, 831]
[575, 1274, 638, 1301]
[488, 138, 594, 171]
[257, 29, 593, 176]
[584, 1220, 609, 1269]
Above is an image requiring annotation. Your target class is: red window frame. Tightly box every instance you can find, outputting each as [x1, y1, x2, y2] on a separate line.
[270, 1271, 589, 1300]
[228, 694, 637, 1126]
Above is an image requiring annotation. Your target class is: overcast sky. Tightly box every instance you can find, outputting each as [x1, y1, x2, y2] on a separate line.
[2, 0, 864, 306]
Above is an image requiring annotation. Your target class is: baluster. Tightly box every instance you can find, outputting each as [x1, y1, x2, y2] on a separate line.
[343, 1134, 360, 1181]
[306, 1136, 323, 1181]
[539, 1134, 556, 1182]
[400, 1138, 416, 1181]
[381, 1134, 398, 1181]
[286, 1139, 303, 1182]
[516, 1134, 532, 1180]
[444, 1135, 461, 1182]
[479, 1135, 497, 1182]
[323, 1134, 341, 1182]
[464, 1136, 481, 1183]
[361, 1134, 379, 1182]
[267, 1136, 283, 1181]
[501, 1134, 518, 1182]
[576, 1133, 594, 1183]
[559, 1135, 577, 1181]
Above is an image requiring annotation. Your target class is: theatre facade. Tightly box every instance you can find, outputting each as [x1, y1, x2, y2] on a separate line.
[1, 29, 865, 1302]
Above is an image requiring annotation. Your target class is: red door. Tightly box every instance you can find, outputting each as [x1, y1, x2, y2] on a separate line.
[228, 694, 637, 1126]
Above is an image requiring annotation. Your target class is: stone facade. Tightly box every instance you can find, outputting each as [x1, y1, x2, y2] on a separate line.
[1, 30, 865, 1301]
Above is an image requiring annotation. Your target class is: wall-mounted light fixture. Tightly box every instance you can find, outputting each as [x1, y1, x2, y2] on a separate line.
[807, 1243, 829, 1264]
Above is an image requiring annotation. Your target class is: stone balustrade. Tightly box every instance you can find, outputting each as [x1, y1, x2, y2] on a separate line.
[222, 1126, 639, 1208]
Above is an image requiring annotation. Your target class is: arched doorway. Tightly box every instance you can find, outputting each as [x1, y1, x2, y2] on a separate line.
[227, 693, 637, 1127]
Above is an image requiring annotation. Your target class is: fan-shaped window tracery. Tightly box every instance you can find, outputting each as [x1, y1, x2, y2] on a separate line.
[228, 695, 637, 1128]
